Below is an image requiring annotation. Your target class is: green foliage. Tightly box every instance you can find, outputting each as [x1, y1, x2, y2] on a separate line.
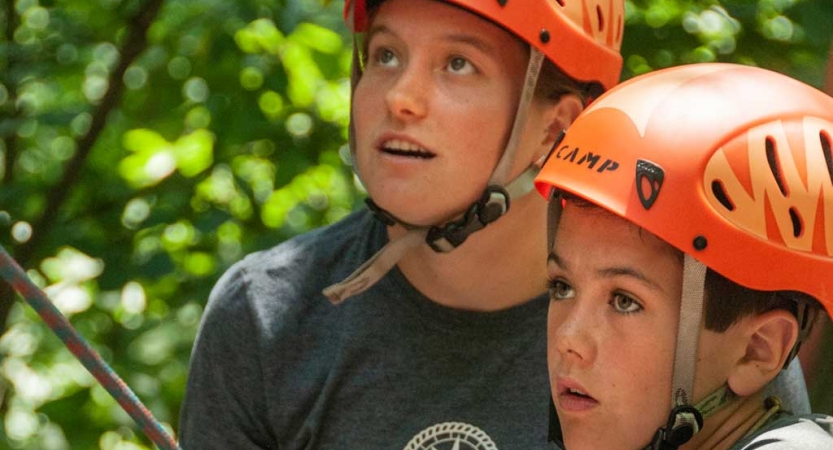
[0, 0, 830, 449]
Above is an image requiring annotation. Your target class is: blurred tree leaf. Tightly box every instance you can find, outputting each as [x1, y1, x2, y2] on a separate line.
[0, 0, 830, 449]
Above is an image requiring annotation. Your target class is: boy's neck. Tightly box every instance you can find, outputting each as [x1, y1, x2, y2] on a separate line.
[393, 191, 549, 311]
[683, 391, 773, 450]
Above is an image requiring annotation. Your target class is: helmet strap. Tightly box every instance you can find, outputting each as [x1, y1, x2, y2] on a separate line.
[489, 48, 545, 186]
[783, 296, 818, 368]
[323, 168, 537, 304]
[642, 255, 708, 449]
[673, 255, 707, 406]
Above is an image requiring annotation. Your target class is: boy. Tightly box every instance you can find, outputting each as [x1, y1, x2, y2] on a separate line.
[535, 63, 833, 449]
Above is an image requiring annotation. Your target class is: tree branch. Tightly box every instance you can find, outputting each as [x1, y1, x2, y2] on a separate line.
[2, 0, 18, 183]
[0, 0, 166, 334]
[13, 0, 166, 268]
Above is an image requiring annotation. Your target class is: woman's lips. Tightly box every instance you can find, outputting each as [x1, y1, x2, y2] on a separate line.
[377, 136, 436, 159]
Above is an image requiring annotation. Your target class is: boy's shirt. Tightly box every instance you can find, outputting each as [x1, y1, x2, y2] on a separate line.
[730, 412, 833, 449]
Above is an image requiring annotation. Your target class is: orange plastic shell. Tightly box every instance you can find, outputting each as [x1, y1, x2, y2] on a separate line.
[535, 63, 833, 315]
[344, 0, 624, 91]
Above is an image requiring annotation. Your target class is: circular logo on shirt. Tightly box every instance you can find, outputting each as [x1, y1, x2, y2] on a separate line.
[404, 422, 498, 450]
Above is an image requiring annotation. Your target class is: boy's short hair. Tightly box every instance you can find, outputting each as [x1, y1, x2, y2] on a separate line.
[704, 268, 819, 333]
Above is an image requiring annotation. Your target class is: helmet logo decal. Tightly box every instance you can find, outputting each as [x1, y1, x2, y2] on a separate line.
[704, 117, 833, 257]
[636, 159, 664, 210]
[551, 144, 619, 173]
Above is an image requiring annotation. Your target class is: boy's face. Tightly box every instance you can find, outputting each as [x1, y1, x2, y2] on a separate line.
[352, 0, 530, 226]
[546, 202, 684, 450]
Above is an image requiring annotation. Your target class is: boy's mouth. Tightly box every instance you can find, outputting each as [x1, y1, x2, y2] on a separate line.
[381, 139, 436, 159]
[556, 378, 599, 411]
[563, 387, 595, 401]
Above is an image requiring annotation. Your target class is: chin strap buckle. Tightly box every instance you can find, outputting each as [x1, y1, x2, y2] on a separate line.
[365, 198, 400, 226]
[647, 405, 703, 450]
[426, 186, 510, 253]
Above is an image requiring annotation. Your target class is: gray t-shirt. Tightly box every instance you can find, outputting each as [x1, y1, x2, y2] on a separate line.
[179, 209, 551, 449]
[178, 208, 810, 449]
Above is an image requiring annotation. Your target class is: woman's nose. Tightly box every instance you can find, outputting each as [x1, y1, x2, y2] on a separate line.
[385, 63, 429, 120]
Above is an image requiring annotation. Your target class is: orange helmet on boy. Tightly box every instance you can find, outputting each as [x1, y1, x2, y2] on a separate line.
[535, 63, 833, 315]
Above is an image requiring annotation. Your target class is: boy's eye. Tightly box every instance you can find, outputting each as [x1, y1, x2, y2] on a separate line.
[447, 56, 474, 74]
[548, 279, 575, 300]
[611, 293, 642, 314]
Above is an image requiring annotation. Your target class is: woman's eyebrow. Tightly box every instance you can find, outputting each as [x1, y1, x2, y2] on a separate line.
[441, 33, 495, 54]
[366, 24, 395, 43]
[366, 24, 494, 54]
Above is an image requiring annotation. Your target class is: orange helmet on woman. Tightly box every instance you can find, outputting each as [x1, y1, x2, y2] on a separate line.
[344, 0, 624, 90]
[535, 63, 833, 312]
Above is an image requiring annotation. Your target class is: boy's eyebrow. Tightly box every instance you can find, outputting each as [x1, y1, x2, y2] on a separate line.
[548, 251, 666, 293]
[366, 25, 495, 54]
[597, 267, 666, 293]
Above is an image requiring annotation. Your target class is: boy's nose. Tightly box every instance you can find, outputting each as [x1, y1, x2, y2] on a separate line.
[385, 66, 429, 120]
[549, 302, 596, 366]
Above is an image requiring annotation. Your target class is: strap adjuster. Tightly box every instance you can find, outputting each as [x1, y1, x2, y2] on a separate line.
[647, 405, 703, 450]
[426, 186, 510, 252]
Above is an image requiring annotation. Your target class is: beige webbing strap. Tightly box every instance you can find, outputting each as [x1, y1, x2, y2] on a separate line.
[546, 191, 563, 253]
[323, 228, 428, 303]
[489, 49, 544, 186]
[672, 255, 707, 406]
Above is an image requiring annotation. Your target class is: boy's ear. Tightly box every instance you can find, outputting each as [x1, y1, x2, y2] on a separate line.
[727, 309, 799, 397]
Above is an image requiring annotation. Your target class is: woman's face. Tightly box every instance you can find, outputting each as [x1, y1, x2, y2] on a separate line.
[352, 0, 529, 225]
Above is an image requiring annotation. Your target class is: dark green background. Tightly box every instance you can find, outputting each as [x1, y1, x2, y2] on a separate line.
[0, 0, 831, 448]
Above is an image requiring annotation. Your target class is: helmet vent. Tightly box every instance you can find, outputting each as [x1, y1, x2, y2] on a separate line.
[555, 0, 565, 7]
[789, 207, 803, 238]
[596, 5, 604, 31]
[711, 180, 735, 211]
[765, 136, 788, 196]
[822, 131, 833, 186]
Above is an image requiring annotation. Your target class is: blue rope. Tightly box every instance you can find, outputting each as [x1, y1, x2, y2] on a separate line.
[0, 245, 181, 450]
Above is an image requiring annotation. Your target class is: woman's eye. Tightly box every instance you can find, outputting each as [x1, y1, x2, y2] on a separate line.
[611, 293, 642, 314]
[447, 56, 474, 74]
[548, 279, 575, 300]
[374, 47, 399, 67]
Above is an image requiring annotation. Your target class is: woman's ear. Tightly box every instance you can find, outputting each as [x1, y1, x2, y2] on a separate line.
[544, 93, 583, 143]
[532, 94, 584, 168]
[727, 309, 799, 397]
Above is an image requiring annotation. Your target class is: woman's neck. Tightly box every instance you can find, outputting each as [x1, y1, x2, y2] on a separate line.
[393, 191, 549, 311]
